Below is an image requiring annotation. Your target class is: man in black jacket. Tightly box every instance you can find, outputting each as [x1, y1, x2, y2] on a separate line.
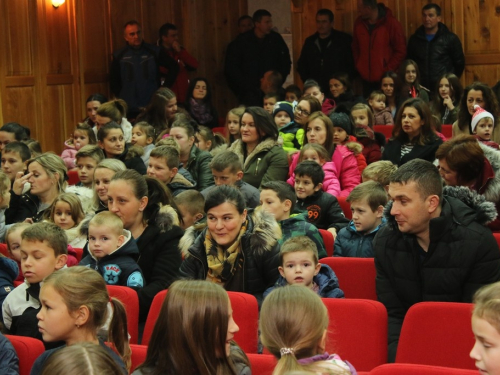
[297, 9, 354, 93]
[407, 3, 465, 96]
[374, 159, 500, 362]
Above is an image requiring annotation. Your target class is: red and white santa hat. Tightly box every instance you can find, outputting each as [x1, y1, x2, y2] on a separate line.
[471, 105, 494, 132]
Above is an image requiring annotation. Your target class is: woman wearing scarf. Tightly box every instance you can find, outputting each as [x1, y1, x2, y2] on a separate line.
[184, 77, 219, 129]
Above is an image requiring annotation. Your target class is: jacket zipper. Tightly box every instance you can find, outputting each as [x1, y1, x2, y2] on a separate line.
[255, 158, 261, 175]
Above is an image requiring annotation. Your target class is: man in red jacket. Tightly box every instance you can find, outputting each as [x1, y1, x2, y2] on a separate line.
[352, 0, 406, 96]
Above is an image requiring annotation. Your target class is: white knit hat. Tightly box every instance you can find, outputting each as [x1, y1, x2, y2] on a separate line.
[471, 104, 494, 132]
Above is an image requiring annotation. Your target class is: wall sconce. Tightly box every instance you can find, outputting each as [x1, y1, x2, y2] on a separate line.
[52, 0, 65, 8]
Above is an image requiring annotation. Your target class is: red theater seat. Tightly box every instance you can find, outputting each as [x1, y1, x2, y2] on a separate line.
[247, 354, 277, 375]
[67, 170, 80, 185]
[373, 125, 393, 140]
[130, 344, 148, 372]
[107, 285, 140, 344]
[6, 334, 45, 375]
[441, 124, 453, 139]
[319, 229, 334, 257]
[370, 363, 478, 374]
[337, 196, 352, 220]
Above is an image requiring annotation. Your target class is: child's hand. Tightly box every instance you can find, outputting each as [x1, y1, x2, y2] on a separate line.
[327, 227, 337, 240]
[65, 134, 74, 145]
[23, 218, 33, 224]
[443, 96, 454, 110]
[13, 171, 32, 196]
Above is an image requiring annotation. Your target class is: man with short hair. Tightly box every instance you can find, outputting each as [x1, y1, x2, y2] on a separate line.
[374, 159, 500, 362]
[224, 9, 291, 106]
[297, 9, 354, 93]
[407, 3, 465, 96]
[237, 15, 254, 34]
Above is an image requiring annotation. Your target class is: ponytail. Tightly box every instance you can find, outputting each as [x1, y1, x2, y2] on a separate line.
[108, 298, 131, 371]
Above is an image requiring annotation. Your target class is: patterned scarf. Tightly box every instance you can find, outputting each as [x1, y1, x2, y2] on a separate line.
[190, 98, 213, 125]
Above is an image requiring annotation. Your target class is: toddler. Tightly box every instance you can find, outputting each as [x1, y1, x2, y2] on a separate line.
[61, 123, 96, 169]
[46, 193, 87, 248]
[350, 103, 382, 164]
[368, 91, 394, 125]
[131, 122, 155, 166]
[471, 105, 498, 149]
[225, 107, 244, 144]
[273, 102, 300, 152]
[284, 84, 302, 104]
[196, 126, 227, 154]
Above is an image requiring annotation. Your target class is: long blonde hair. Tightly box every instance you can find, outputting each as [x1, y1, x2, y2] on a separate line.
[473, 281, 500, 334]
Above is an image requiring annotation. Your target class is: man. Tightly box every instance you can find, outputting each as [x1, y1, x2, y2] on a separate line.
[158, 23, 199, 103]
[352, 0, 406, 96]
[237, 15, 254, 34]
[224, 9, 291, 106]
[407, 3, 465, 96]
[374, 159, 500, 362]
[110, 21, 176, 119]
[297, 9, 354, 93]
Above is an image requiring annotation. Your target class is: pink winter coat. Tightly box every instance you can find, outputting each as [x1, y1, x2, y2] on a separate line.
[61, 141, 77, 169]
[287, 160, 341, 197]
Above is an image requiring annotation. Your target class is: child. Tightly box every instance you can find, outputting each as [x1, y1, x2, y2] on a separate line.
[2, 222, 68, 343]
[196, 125, 227, 155]
[470, 281, 500, 375]
[368, 91, 394, 125]
[362, 160, 398, 187]
[398, 59, 429, 102]
[1, 142, 30, 184]
[25, 139, 43, 158]
[74, 145, 105, 188]
[350, 103, 383, 164]
[225, 107, 244, 144]
[46, 193, 87, 248]
[5, 222, 31, 282]
[61, 123, 96, 169]
[263, 92, 279, 114]
[334, 181, 387, 257]
[264, 236, 343, 298]
[294, 161, 349, 238]
[79, 211, 143, 288]
[273, 101, 301, 152]
[284, 84, 302, 104]
[173, 190, 205, 230]
[260, 181, 327, 258]
[131, 121, 155, 166]
[147, 145, 196, 196]
[201, 150, 260, 208]
[260, 285, 356, 374]
[471, 105, 499, 149]
[30, 267, 129, 374]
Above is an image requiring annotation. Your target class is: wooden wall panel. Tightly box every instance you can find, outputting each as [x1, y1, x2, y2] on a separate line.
[2, 87, 36, 126]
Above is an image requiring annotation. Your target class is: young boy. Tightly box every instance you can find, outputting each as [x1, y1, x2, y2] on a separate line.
[260, 181, 327, 258]
[273, 102, 301, 152]
[74, 145, 105, 188]
[2, 222, 67, 344]
[79, 211, 143, 288]
[294, 161, 349, 238]
[147, 145, 195, 196]
[334, 181, 387, 257]
[362, 160, 398, 188]
[368, 90, 394, 125]
[173, 190, 205, 230]
[263, 236, 344, 298]
[284, 84, 302, 104]
[263, 93, 279, 114]
[155, 137, 196, 185]
[1, 141, 30, 184]
[201, 151, 260, 208]
[471, 105, 499, 149]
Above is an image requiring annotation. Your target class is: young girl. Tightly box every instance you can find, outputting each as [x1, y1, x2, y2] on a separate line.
[5, 222, 30, 282]
[380, 71, 400, 119]
[131, 122, 155, 166]
[196, 126, 227, 155]
[31, 266, 130, 375]
[185, 78, 219, 129]
[226, 107, 244, 144]
[398, 60, 429, 103]
[350, 103, 382, 164]
[260, 285, 356, 374]
[61, 123, 97, 169]
[132, 280, 249, 375]
[46, 193, 87, 248]
[431, 73, 463, 126]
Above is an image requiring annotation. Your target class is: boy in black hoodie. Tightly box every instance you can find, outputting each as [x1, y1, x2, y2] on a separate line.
[294, 161, 349, 238]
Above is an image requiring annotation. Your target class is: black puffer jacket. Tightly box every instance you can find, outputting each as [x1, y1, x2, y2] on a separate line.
[382, 135, 443, 166]
[407, 23, 465, 90]
[6, 192, 46, 224]
[179, 208, 281, 305]
[374, 186, 500, 361]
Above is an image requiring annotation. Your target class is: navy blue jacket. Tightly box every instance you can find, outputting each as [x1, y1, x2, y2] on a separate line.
[0, 333, 18, 375]
[334, 219, 386, 257]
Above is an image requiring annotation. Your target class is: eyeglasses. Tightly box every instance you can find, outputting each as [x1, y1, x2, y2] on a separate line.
[295, 106, 310, 117]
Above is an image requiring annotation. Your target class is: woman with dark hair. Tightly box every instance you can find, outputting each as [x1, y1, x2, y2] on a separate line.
[382, 98, 443, 166]
[184, 78, 218, 129]
[107, 169, 184, 320]
[430, 73, 463, 127]
[136, 88, 180, 135]
[453, 82, 500, 143]
[380, 71, 401, 119]
[328, 72, 364, 111]
[179, 185, 281, 304]
[398, 59, 429, 103]
[83, 93, 108, 127]
[228, 107, 288, 188]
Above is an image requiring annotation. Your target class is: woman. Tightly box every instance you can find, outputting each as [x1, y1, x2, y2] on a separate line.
[132, 280, 250, 375]
[179, 185, 281, 304]
[184, 78, 219, 129]
[431, 73, 463, 127]
[92, 159, 126, 213]
[453, 82, 500, 143]
[228, 107, 288, 189]
[436, 135, 500, 232]
[95, 99, 133, 143]
[294, 95, 322, 149]
[382, 98, 443, 166]
[288, 111, 360, 197]
[6, 153, 67, 224]
[329, 72, 364, 111]
[169, 121, 214, 191]
[398, 59, 429, 103]
[380, 71, 401, 119]
[83, 93, 108, 127]
[303, 79, 335, 115]
[136, 88, 179, 135]
[97, 123, 146, 175]
[107, 170, 184, 321]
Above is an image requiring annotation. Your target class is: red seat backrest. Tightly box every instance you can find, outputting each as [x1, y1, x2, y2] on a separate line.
[322, 298, 387, 372]
[373, 125, 394, 140]
[130, 344, 148, 373]
[493, 233, 500, 250]
[396, 302, 475, 369]
[212, 126, 228, 136]
[67, 170, 80, 185]
[441, 124, 453, 139]
[247, 354, 277, 375]
[370, 363, 478, 375]
[72, 247, 83, 263]
[320, 257, 377, 300]
[107, 285, 139, 344]
[318, 229, 334, 257]
[0, 243, 9, 257]
[337, 196, 352, 220]
[6, 334, 45, 375]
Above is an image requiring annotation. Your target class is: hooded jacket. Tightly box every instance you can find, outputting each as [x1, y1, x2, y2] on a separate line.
[80, 229, 144, 288]
[167, 172, 196, 197]
[185, 145, 214, 192]
[61, 140, 77, 169]
[279, 213, 327, 259]
[373, 107, 394, 125]
[374, 186, 500, 361]
[279, 121, 302, 152]
[179, 208, 281, 305]
[334, 218, 386, 257]
[295, 190, 349, 232]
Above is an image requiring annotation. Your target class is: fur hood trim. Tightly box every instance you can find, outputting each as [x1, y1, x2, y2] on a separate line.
[479, 142, 500, 203]
[229, 138, 279, 169]
[180, 207, 281, 258]
[345, 141, 363, 155]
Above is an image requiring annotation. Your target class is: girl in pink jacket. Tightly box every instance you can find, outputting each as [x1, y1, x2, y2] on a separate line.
[61, 123, 96, 169]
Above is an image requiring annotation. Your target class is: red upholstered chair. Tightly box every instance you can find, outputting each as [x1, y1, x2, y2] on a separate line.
[0, 243, 9, 257]
[212, 126, 228, 136]
[441, 124, 453, 139]
[141, 289, 167, 345]
[320, 257, 377, 300]
[6, 334, 45, 375]
[72, 247, 83, 262]
[107, 285, 140, 344]
[370, 363, 478, 374]
[67, 170, 80, 185]
[373, 125, 394, 140]
[396, 302, 475, 369]
[130, 344, 148, 373]
[493, 233, 500, 250]
[337, 196, 352, 220]
[247, 354, 277, 375]
[13, 280, 23, 287]
[322, 298, 387, 372]
[319, 229, 334, 257]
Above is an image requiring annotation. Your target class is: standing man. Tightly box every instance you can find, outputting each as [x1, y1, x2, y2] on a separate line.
[110, 21, 177, 119]
[374, 159, 500, 362]
[224, 9, 291, 106]
[297, 9, 354, 93]
[158, 23, 199, 104]
[352, 0, 406, 96]
[407, 3, 465, 96]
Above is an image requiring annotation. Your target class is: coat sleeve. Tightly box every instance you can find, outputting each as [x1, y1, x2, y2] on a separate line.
[297, 39, 311, 83]
[386, 20, 407, 73]
[275, 34, 292, 83]
[338, 153, 361, 198]
[178, 49, 199, 71]
[383, 111, 394, 125]
[158, 48, 180, 88]
[5, 193, 34, 224]
[224, 39, 246, 96]
[61, 149, 76, 169]
[179, 253, 203, 280]
[322, 167, 341, 197]
[0, 335, 19, 375]
[334, 228, 348, 257]
[196, 153, 214, 191]
[109, 54, 122, 98]
[326, 197, 349, 231]
[260, 148, 289, 188]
